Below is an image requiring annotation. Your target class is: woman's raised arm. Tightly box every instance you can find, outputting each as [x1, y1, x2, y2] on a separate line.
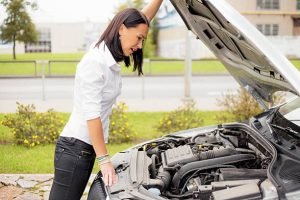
[141, 0, 163, 22]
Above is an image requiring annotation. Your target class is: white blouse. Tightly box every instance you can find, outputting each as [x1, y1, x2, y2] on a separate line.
[60, 42, 122, 144]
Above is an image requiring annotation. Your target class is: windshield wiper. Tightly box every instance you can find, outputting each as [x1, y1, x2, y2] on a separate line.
[270, 124, 300, 140]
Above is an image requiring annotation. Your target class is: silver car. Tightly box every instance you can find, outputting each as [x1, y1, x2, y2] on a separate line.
[88, 0, 300, 199]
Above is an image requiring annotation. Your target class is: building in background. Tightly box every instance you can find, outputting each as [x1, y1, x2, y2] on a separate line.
[228, 0, 300, 36]
[0, 21, 106, 55]
[158, 0, 300, 59]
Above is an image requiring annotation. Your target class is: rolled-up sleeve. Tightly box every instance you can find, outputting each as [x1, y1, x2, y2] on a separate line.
[77, 58, 105, 121]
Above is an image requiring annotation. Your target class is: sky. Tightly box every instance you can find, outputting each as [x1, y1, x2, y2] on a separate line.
[0, 0, 125, 23]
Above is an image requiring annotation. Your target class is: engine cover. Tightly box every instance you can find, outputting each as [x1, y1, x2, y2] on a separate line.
[162, 145, 197, 168]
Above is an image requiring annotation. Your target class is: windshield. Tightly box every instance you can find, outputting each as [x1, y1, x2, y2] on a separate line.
[279, 97, 300, 126]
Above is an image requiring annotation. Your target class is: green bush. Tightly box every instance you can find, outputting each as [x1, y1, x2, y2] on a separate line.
[1, 102, 64, 147]
[216, 88, 285, 122]
[155, 101, 204, 135]
[109, 102, 136, 144]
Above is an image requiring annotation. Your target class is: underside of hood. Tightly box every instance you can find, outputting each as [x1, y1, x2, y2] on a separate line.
[170, 0, 300, 109]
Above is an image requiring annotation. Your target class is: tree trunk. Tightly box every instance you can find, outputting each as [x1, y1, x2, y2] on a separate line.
[13, 34, 16, 60]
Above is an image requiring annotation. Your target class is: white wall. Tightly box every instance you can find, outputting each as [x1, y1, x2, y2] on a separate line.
[158, 37, 215, 59]
[0, 42, 25, 55]
[48, 23, 85, 53]
[268, 36, 300, 58]
[158, 35, 300, 59]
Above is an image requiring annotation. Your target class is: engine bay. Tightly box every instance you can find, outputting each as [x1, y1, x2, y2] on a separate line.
[109, 123, 278, 200]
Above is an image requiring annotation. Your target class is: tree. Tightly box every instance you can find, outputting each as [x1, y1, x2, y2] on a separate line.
[0, 0, 38, 59]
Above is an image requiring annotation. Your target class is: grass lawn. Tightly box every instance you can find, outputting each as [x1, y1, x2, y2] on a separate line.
[0, 53, 82, 76]
[0, 53, 227, 76]
[2, 53, 299, 76]
[0, 143, 135, 174]
[291, 59, 300, 69]
[0, 111, 221, 173]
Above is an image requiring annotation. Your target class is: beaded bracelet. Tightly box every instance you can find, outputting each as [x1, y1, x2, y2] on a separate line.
[96, 154, 109, 162]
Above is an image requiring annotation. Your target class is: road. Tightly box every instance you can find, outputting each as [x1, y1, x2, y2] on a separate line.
[0, 75, 240, 112]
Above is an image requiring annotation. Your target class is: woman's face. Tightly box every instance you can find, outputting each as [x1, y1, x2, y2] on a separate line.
[119, 23, 149, 56]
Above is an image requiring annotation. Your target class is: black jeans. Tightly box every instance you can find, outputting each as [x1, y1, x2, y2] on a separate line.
[49, 136, 96, 200]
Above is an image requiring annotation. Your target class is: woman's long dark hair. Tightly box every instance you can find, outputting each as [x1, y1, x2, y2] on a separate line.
[95, 8, 149, 76]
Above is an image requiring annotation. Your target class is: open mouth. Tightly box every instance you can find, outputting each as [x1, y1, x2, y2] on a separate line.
[130, 48, 137, 54]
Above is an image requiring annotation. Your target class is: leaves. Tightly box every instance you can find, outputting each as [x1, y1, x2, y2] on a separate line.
[109, 102, 136, 144]
[155, 101, 204, 135]
[1, 102, 64, 147]
[216, 88, 285, 123]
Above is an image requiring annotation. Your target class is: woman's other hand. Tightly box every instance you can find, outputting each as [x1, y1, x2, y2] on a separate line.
[100, 161, 117, 186]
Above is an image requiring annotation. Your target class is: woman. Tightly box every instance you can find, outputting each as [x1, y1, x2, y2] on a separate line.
[49, 1, 163, 199]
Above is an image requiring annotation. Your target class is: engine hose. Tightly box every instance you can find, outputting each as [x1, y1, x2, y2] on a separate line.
[150, 154, 159, 179]
[87, 171, 107, 200]
[156, 166, 171, 190]
[235, 148, 256, 154]
[164, 191, 193, 198]
[197, 147, 238, 160]
[149, 166, 171, 191]
[172, 154, 256, 190]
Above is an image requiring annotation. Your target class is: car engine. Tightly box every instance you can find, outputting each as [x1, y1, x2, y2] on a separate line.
[106, 124, 277, 200]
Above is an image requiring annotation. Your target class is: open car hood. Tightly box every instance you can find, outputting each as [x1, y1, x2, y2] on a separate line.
[170, 0, 300, 109]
